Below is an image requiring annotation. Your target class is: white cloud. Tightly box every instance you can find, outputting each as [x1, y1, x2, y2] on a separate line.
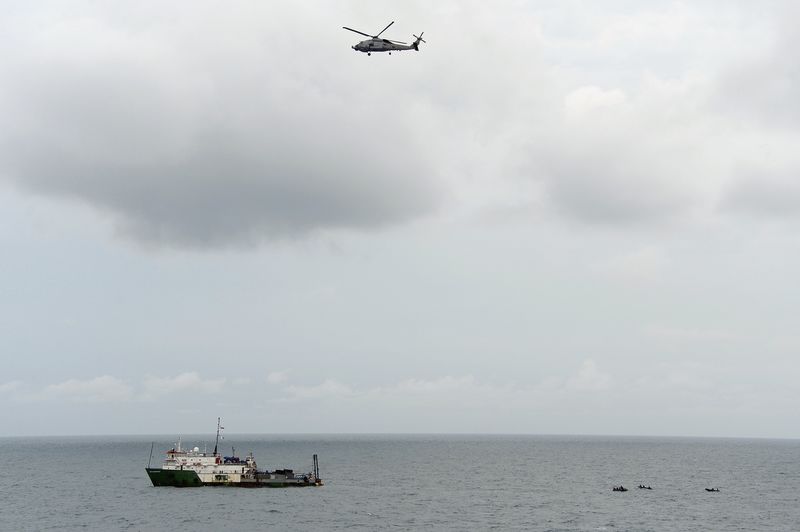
[142, 372, 226, 400]
[283, 379, 353, 401]
[645, 324, 745, 343]
[566, 360, 613, 392]
[379, 375, 479, 395]
[0, 381, 22, 394]
[280, 360, 613, 408]
[263, 363, 620, 432]
[564, 86, 627, 120]
[594, 245, 668, 283]
[266, 371, 289, 384]
[42, 376, 133, 403]
[631, 362, 717, 395]
[531, 72, 716, 225]
[10, 373, 227, 405]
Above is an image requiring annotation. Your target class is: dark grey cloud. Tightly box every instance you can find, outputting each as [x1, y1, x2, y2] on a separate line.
[0, 8, 440, 248]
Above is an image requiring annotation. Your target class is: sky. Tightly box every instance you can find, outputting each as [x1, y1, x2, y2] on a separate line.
[1, 0, 799, 438]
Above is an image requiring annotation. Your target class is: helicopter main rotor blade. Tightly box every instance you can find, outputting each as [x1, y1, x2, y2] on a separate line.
[342, 26, 372, 38]
[375, 21, 394, 38]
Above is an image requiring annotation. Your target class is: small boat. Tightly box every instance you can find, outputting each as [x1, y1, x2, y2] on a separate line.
[638, 484, 653, 490]
[705, 487, 720, 492]
[612, 485, 628, 492]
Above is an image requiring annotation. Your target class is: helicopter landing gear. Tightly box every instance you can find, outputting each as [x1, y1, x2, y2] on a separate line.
[368, 52, 371, 56]
[389, 52, 392, 55]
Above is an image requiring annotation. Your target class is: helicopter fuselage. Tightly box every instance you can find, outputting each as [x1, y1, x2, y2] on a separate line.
[352, 38, 415, 54]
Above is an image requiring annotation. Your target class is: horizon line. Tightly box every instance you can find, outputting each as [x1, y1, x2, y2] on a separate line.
[2, 431, 798, 441]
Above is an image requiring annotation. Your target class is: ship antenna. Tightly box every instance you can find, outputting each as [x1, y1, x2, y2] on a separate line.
[213, 417, 221, 456]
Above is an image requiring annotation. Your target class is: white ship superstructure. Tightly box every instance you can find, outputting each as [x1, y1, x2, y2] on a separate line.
[163, 439, 261, 484]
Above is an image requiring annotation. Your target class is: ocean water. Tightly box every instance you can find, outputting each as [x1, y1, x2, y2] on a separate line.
[0, 435, 798, 531]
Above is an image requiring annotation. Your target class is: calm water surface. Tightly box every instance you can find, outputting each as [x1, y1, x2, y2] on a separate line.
[0, 435, 798, 531]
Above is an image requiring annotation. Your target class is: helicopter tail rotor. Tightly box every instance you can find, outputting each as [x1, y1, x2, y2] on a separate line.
[412, 32, 425, 51]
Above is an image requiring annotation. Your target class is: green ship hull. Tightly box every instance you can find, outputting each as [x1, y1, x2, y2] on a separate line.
[146, 468, 202, 487]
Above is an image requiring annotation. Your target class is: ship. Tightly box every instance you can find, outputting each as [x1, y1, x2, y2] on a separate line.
[145, 418, 323, 488]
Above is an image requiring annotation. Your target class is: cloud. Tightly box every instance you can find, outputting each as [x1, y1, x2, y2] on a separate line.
[10, 373, 226, 404]
[280, 360, 613, 406]
[566, 359, 612, 391]
[266, 371, 289, 384]
[563, 86, 628, 120]
[501, 3, 800, 228]
[0, 4, 441, 249]
[10, 361, 792, 436]
[263, 361, 622, 432]
[530, 78, 712, 225]
[632, 362, 716, 394]
[645, 324, 745, 343]
[594, 245, 668, 283]
[283, 379, 353, 401]
[0, 381, 22, 394]
[379, 375, 480, 395]
[712, 3, 800, 129]
[42, 376, 133, 403]
[709, 4, 800, 220]
[142, 372, 226, 399]
[3, 1, 797, 243]
[721, 164, 800, 219]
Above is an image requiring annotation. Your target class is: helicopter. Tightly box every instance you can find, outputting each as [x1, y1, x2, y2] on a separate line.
[343, 21, 425, 56]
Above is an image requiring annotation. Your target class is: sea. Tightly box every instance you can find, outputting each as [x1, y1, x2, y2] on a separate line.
[0, 435, 798, 531]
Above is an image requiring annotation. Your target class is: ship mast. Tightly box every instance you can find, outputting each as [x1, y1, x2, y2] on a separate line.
[213, 417, 221, 456]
